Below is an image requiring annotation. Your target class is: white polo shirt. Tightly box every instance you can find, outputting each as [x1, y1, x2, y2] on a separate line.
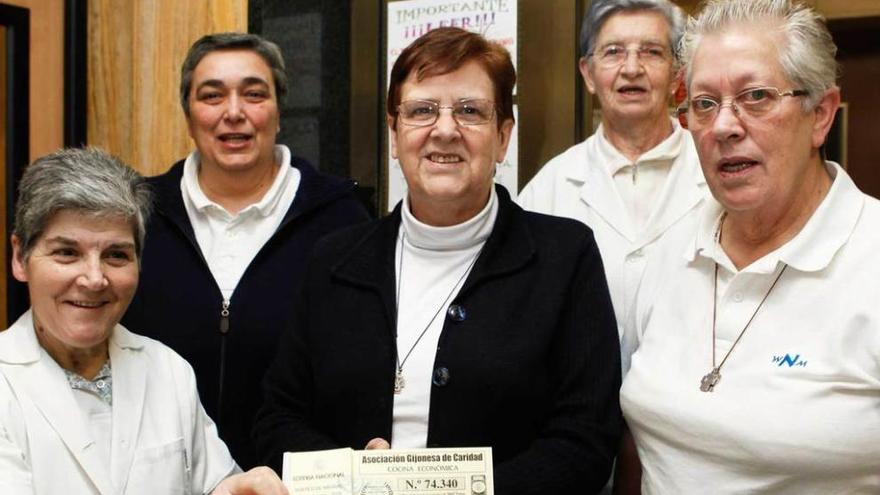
[181, 145, 301, 300]
[621, 162, 880, 493]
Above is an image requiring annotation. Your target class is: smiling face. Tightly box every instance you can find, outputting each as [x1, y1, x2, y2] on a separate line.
[389, 60, 513, 226]
[581, 10, 677, 128]
[12, 211, 139, 365]
[186, 49, 280, 176]
[688, 25, 838, 216]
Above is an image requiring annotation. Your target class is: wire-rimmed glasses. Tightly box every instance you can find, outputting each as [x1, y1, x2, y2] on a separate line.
[678, 86, 808, 129]
[397, 99, 496, 127]
[587, 43, 671, 69]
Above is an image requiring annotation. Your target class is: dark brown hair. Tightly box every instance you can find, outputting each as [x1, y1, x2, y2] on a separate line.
[387, 27, 516, 131]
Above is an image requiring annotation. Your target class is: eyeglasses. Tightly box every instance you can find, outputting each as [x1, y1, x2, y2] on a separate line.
[678, 86, 808, 129]
[397, 99, 496, 127]
[587, 43, 671, 69]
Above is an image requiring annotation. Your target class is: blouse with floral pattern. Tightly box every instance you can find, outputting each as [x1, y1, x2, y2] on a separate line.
[64, 360, 112, 406]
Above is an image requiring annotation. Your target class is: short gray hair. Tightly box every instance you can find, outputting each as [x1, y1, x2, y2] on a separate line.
[179, 32, 288, 117]
[680, 0, 838, 110]
[579, 0, 685, 60]
[13, 148, 152, 261]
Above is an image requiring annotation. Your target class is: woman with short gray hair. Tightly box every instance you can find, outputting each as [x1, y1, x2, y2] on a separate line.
[519, 0, 705, 376]
[579, 0, 685, 63]
[619, 0, 879, 492]
[13, 147, 151, 259]
[0, 148, 287, 494]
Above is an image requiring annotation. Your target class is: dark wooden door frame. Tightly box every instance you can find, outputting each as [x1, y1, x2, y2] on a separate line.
[0, 0, 87, 323]
[64, 0, 87, 148]
[0, 2, 29, 324]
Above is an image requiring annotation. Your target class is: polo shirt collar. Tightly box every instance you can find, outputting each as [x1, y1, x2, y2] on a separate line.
[689, 162, 863, 274]
[775, 162, 863, 271]
[181, 145, 292, 217]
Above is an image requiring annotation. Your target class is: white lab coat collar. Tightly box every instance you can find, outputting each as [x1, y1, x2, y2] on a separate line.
[0, 310, 149, 495]
[564, 119, 705, 244]
[595, 121, 684, 177]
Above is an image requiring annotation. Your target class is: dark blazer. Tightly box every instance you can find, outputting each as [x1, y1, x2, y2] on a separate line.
[122, 157, 370, 469]
[255, 186, 622, 494]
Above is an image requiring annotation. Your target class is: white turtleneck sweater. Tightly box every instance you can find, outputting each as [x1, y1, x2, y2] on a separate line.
[391, 187, 499, 448]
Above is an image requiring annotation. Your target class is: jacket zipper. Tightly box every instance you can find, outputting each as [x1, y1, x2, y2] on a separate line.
[155, 168, 357, 420]
[218, 299, 230, 415]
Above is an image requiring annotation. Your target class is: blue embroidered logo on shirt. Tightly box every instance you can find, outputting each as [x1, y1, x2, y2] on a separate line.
[771, 353, 807, 367]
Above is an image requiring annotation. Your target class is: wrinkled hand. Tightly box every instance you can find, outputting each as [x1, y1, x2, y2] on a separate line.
[364, 437, 391, 450]
[211, 466, 288, 495]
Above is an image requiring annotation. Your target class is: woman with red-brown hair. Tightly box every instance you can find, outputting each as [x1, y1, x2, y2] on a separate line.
[254, 27, 621, 494]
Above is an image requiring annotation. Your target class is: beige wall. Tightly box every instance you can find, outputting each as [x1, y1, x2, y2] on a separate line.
[87, 0, 247, 177]
[517, 0, 585, 185]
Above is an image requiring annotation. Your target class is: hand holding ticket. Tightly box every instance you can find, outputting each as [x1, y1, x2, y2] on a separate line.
[282, 447, 493, 494]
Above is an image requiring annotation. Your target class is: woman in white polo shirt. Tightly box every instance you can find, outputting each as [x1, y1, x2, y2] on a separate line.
[618, 0, 880, 493]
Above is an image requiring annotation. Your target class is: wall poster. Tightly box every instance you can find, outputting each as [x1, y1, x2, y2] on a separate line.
[385, 0, 518, 212]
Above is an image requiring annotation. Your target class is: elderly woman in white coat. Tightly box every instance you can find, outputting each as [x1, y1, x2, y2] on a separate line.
[518, 0, 706, 374]
[0, 148, 286, 495]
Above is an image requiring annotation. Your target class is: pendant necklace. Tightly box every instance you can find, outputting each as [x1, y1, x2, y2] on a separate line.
[393, 231, 481, 394]
[700, 214, 788, 392]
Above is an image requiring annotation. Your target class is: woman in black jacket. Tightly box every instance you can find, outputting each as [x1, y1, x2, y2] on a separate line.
[255, 27, 621, 494]
[123, 33, 369, 470]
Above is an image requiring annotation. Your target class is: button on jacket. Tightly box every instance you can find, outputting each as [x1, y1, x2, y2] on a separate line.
[122, 157, 369, 469]
[255, 186, 622, 495]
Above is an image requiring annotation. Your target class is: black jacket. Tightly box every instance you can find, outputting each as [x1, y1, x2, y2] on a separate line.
[122, 157, 370, 469]
[254, 186, 622, 494]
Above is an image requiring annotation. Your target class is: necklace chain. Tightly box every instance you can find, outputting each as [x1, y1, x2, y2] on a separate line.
[394, 231, 481, 394]
[700, 214, 788, 392]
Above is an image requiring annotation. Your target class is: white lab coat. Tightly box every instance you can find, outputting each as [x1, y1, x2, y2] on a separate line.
[0, 310, 237, 494]
[518, 122, 707, 373]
